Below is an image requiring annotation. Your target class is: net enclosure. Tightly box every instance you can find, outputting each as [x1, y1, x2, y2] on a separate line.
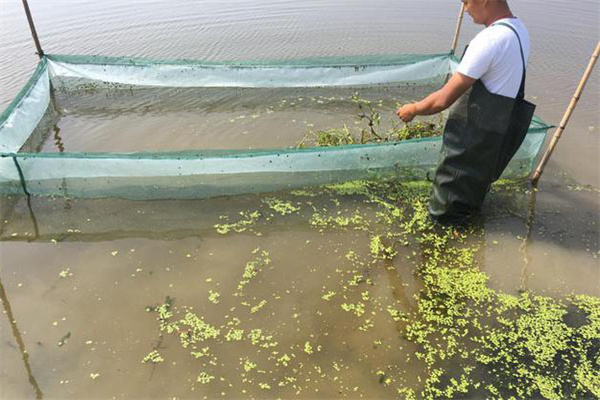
[0, 53, 551, 200]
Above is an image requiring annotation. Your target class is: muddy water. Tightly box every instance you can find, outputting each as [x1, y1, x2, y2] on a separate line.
[42, 84, 437, 152]
[0, 190, 427, 399]
[0, 182, 598, 399]
[0, 1, 599, 399]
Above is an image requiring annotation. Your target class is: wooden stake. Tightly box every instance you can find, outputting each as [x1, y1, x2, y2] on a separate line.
[22, 0, 44, 58]
[532, 41, 600, 185]
[451, 3, 466, 55]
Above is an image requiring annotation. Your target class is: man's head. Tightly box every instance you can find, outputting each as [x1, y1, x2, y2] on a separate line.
[461, 0, 511, 26]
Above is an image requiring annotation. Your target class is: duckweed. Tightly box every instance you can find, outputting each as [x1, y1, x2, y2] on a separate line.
[142, 350, 164, 364]
[249, 299, 267, 313]
[242, 358, 257, 372]
[290, 189, 319, 197]
[144, 179, 598, 399]
[278, 353, 292, 367]
[386, 306, 408, 322]
[58, 268, 72, 278]
[214, 210, 261, 235]
[304, 341, 314, 355]
[341, 302, 366, 317]
[369, 235, 396, 260]
[263, 197, 300, 216]
[358, 319, 374, 331]
[237, 249, 270, 293]
[196, 372, 215, 384]
[309, 211, 367, 230]
[321, 291, 336, 301]
[225, 328, 244, 342]
[208, 290, 220, 304]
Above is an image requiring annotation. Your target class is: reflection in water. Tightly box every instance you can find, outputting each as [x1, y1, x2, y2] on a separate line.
[519, 185, 538, 293]
[0, 276, 43, 399]
[11, 157, 40, 239]
[52, 124, 65, 153]
[52, 116, 73, 210]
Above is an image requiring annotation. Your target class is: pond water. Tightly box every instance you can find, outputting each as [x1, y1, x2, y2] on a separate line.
[41, 83, 438, 152]
[0, 1, 598, 399]
[0, 181, 597, 399]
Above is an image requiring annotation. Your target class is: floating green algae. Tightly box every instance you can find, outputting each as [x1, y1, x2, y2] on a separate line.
[214, 210, 261, 235]
[370, 234, 397, 260]
[262, 197, 301, 216]
[197, 372, 215, 384]
[208, 290, 220, 304]
[142, 350, 164, 364]
[236, 248, 271, 295]
[321, 291, 336, 301]
[144, 180, 599, 399]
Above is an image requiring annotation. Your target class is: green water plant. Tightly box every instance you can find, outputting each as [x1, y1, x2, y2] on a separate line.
[144, 179, 599, 400]
[214, 210, 261, 235]
[142, 350, 164, 364]
[297, 93, 443, 148]
[263, 197, 301, 216]
[197, 372, 215, 384]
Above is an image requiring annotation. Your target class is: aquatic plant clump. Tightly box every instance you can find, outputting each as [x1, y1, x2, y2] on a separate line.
[297, 93, 443, 148]
[142, 350, 164, 364]
[214, 211, 261, 235]
[144, 180, 599, 399]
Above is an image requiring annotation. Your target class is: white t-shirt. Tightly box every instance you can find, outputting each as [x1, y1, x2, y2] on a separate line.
[457, 18, 530, 98]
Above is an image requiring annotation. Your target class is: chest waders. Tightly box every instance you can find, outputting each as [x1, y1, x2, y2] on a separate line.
[429, 22, 536, 225]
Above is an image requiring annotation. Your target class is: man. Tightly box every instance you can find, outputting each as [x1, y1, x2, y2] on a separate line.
[397, 0, 533, 225]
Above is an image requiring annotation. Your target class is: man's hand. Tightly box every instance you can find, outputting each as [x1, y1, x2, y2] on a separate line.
[396, 73, 476, 121]
[396, 104, 418, 122]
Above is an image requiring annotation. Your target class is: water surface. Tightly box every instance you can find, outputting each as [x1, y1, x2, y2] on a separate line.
[0, 1, 598, 399]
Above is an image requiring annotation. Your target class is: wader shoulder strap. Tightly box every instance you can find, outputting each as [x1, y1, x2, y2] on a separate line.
[494, 21, 527, 99]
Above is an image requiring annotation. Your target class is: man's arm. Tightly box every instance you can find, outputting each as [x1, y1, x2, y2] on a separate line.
[396, 72, 476, 122]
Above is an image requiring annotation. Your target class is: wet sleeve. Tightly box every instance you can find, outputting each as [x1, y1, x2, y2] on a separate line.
[456, 31, 496, 80]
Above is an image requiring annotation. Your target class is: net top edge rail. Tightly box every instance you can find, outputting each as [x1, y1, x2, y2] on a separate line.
[4, 137, 446, 160]
[46, 53, 456, 69]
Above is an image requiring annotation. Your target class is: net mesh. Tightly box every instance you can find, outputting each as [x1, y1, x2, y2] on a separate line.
[0, 53, 551, 200]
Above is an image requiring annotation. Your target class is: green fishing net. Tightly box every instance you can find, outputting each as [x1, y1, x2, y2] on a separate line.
[0, 53, 551, 200]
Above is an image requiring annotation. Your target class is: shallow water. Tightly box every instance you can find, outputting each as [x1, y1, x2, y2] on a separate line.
[0, 1, 599, 399]
[41, 83, 437, 152]
[0, 180, 598, 399]
[0, 192, 420, 398]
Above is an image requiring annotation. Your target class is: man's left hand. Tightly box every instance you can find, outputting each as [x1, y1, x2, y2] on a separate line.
[396, 104, 417, 122]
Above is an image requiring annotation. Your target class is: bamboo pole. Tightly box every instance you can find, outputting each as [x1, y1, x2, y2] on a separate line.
[531, 41, 600, 185]
[22, 0, 44, 58]
[450, 3, 466, 55]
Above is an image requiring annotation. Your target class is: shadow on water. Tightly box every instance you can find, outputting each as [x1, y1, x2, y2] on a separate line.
[518, 185, 538, 293]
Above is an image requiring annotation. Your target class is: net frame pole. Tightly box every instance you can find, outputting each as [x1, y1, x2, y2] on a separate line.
[21, 0, 44, 58]
[450, 3, 466, 55]
[531, 41, 600, 185]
